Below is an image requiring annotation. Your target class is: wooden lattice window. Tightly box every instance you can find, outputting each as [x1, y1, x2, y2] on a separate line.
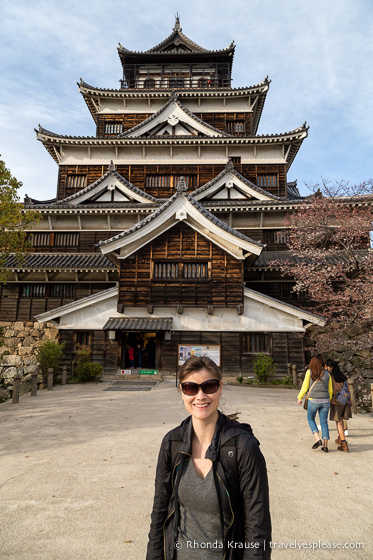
[145, 175, 197, 190]
[105, 122, 123, 134]
[274, 230, 289, 245]
[50, 284, 75, 298]
[76, 332, 92, 346]
[66, 175, 87, 190]
[182, 262, 208, 279]
[198, 77, 209, 88]
[242, 334, 272, 354]
[257, 174, 278, 189]
[153, 262, 209, 280]
[154, 263, 179, 280]
[31, 233, 79, 247]
[230, 157, 241, 165]
[226, 121, 245, 134]
[20, 285, 46, 298]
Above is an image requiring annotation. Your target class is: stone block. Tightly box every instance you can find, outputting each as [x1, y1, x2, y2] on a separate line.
[19, 347, 33, 356]
[17, 331, 28, 338]
[25, 322, 34, 327]
[14, 322, 24, 331]
[30, 328, 42, 337]
[23, 336, 34, 347]
[5, 329, 15, 337]
[2, 367, 17, 379]
[1, 355, 22, 366]
[5, 338, 18, 348]
[0, 322, 12, 327]
[24, 365, 39, 374]
[23, 355, 38, 366]
[20, 380, 32, 395]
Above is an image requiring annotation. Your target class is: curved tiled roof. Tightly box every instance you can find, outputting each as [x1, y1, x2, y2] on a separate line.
[251, 250, 369, 268]
[118, 18, 235, 56]
[117, 93, 230, 138]
[190, 160, 281, 200]
[99, 190, 263, 249]
[5, 253, 116, 270]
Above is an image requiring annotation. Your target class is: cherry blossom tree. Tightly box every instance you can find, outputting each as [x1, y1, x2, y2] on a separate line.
[279, 179, 373, 357]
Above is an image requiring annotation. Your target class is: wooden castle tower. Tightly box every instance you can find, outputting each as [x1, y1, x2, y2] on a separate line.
[1, 17, 324, 377]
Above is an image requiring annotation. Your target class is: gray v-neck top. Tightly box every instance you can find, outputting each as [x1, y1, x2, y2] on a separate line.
[175, 458, 231, 560]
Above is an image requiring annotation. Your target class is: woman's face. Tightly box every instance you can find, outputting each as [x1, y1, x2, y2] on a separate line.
[180, 368, 223, 422]
[326, 365, 333, 373]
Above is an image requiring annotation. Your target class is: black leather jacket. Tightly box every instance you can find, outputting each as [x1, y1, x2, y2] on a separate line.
[146, 412, 271, 560]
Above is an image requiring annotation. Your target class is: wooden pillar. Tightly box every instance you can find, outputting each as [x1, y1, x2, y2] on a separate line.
[347, 379, 357, 414]
[30, 371, 38, 397]
[47, 368, 54, 391]
[61, 366, 67, 386]
[12, 372, 22, 404]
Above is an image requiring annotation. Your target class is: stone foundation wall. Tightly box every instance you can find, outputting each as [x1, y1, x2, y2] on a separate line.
[0, 321, 59, 402]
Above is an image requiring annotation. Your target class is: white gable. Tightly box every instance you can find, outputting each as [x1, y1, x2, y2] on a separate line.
[99, 193, 262, 261]
[123, 100, 226, 139]
[64, 173, 155, 205]
[192, 171, 276, 202]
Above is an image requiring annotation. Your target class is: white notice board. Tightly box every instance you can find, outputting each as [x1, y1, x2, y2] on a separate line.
[178, 345, 221, 366]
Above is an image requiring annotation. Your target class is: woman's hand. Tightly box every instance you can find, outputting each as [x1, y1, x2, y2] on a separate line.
[297, 399, 303, 405]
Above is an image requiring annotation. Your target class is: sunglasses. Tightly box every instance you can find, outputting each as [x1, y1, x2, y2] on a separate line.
[181, 379, 220, 396]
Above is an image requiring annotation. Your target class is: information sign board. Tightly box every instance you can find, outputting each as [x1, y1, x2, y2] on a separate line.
[178, 345, 221, 366]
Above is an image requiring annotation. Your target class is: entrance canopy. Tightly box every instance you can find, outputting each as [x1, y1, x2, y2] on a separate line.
[103, 317, 173, 331]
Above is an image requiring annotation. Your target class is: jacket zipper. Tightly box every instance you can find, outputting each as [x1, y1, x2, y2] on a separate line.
[217, 472, 235, 560]
[163, 452, 191, 560]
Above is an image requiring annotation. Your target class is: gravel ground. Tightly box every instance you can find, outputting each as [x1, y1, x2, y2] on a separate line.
[0, 381, 372, 560]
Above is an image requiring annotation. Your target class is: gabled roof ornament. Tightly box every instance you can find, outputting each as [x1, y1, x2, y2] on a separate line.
[176, 177, 188, 193]
[173, 13, 181, 31]
[226, 158, 234, 171]
[108, 160, 116, 172]
[170, 90, 178, 101]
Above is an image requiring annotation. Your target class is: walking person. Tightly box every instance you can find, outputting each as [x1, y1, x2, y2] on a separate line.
[325, 359, 352, 453]
[297, 356, 332, 452]
[146, 356, 271, 559]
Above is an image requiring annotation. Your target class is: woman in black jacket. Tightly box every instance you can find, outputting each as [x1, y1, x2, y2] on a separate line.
[146, 357, 271, 560]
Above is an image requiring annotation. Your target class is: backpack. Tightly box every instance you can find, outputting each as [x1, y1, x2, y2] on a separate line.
[335, 381, 350, 406]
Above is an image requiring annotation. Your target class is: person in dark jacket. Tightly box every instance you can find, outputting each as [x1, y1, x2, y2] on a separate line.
[325, 359, 352, 453]
[146, 356, 271, 560]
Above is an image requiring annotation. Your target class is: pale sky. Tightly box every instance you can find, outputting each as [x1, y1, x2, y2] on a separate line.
[0, 0, 372, 199]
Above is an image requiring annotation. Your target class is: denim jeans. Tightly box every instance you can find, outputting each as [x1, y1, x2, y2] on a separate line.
[307, 401, 330, 440]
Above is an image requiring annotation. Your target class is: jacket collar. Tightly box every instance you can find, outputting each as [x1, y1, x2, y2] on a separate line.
[177, 411, 227, 461]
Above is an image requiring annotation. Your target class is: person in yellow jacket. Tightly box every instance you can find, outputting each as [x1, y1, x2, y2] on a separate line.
[297, 356, 333, 452]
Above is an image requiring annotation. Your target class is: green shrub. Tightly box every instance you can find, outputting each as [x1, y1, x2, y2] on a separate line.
[38, 340, 65, 385]
[236, 376, 243, 383]
[253, 354, 276, 384]
[281, 375, 293, 386]
[75, 362, 103, 382]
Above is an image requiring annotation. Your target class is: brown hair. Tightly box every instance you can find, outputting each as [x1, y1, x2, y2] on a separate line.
[178, 357, 222, 384]
[309, 356, 324, 380]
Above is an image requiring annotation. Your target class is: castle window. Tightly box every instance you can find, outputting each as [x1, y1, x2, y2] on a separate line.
[153, 262, 209, 280]
[105, 122, 123, 134]
[154, 263, 179, 280]
[242, 333, 272, 354]
[76, 332, 92, 346]
[257, 174, 278, 189]
[50, 284, 75, 298]
[20, 285, 46, 298]
[145, 174, 197, 190]
[230, 157, 241, 165]
[66, 175, 87, 190]
[31, 233, 79, 247]
[182, 262, 208, 279]
[274, 230, 289, 245]
[226, 121, 245, 134]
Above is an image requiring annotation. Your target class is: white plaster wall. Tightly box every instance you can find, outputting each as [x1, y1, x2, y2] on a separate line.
[57, 293, 305, 332]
